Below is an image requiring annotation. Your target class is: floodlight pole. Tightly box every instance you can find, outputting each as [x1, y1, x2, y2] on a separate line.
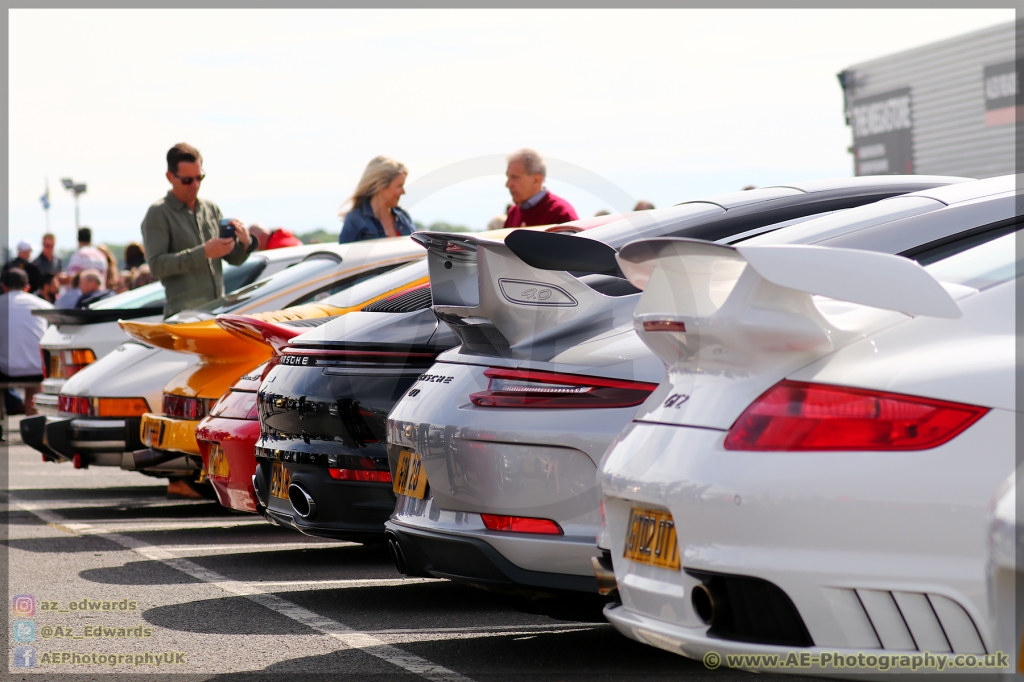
[61, 178, 87, 230]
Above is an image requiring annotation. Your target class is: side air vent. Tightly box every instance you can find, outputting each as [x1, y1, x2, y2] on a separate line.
[362, 286, 433, 314]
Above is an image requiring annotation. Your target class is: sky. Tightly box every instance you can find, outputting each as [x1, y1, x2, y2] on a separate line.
[8, 8, 1014, 251]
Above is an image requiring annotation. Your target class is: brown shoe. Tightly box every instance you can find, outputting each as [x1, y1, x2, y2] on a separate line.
[166, 479, 206, 499]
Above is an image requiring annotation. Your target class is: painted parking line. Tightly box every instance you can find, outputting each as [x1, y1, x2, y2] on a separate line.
[12, 498, 479, 682]
[47, 518, 270, 534]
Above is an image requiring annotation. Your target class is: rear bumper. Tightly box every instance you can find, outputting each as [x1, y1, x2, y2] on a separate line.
[38, 416, 144, 466]
[32, 391, 60, 417]
[256, 460, 394, 540]
[385, 521, 598, 596]
[19, 415, 63, 461]
[198, 416, 261, 513]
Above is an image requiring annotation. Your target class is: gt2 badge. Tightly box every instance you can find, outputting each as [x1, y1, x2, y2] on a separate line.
[663, 393, 690, 408]
[419, 374, 454, 384]
[407, 389, 421, 397]
[498, 279, 578, 307]
[280, 356, 313, 366]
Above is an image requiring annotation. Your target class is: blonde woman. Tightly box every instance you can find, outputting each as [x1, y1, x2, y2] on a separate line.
[338, 156, 415, 243]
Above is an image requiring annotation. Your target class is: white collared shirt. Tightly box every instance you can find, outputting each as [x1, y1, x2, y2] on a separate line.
[1, 290, 52, 376]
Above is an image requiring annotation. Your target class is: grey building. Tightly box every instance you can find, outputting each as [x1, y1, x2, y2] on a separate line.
[838, 20, 1018, 178]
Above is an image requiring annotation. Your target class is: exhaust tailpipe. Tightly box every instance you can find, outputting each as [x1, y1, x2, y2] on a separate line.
[691, 583, 719, 625]
[386, 531, 407, 575]
[251, 474, 267, 508]
[591, 556, 619, 596]
[288, 483, 317, 519]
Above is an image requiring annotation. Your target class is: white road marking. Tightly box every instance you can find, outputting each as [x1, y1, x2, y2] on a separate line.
[368, 623, 606, 635]
[63, 518, 270, 534]
[12, 499, 479, 682]
[158, 541, 358, 555]
[253, 578, 439, 588]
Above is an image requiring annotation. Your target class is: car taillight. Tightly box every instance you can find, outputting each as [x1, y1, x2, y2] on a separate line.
[209, 390, 259, 420]
[58, 395, 91, 415]
[328, 456, 392, 482]
[480, 514, 563, 535]
[58, 395, 149, 417]
[50, 349, 96, 379]
[723, 380, 989, 451]
[469, 368, 658, 409]
[642, 320, 686, 332]
[163, 395, 217, 420]
[329, 469, 393, 483]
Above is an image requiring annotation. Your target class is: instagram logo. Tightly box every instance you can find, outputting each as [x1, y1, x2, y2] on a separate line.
[12, 594, 35, 617]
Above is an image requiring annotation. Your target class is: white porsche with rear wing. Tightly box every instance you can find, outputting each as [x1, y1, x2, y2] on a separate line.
[598, 216, 1019, 674]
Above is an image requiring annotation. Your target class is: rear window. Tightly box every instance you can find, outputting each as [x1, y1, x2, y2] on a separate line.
[195, 255, 341, 313]
[925, 230, 1020, 291]
[223, 256, 268, 292]
[320, 259, 428, 308]
[87, 259, 264, 311]
[88, 281, 165, 310]
[742, 196, 944, 247]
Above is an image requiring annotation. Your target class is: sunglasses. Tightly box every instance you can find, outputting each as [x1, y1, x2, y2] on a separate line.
[173, 172, 206, 185]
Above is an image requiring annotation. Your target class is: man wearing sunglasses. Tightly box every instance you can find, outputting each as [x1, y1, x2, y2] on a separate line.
[141, 142, 254, 317]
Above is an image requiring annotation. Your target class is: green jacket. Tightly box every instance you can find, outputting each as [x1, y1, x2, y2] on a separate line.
[141, 191, 253, 317]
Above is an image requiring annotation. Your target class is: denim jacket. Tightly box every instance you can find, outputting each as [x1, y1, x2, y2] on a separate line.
[338, 201, 415, 243]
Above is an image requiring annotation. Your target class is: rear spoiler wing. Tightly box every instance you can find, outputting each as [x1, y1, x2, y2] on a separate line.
[34, 306, 163, 325]
[412, 231, 638, 356]
[616, 238, 961, 367]
[215, 315, 308, 353]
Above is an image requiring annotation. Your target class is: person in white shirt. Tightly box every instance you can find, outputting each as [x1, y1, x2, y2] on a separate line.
[66, 226, 109, 281]
[1, 268, 52, 417]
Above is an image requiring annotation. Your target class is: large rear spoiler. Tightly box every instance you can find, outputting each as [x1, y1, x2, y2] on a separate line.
[34, 306, 163, 325]
[215, 315, 314, 353]
[616, 238, 961, 368]
[412, 231, 639, 357]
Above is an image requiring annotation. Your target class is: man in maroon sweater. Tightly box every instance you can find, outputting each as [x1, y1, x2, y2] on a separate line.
[503, 149, 578, 227]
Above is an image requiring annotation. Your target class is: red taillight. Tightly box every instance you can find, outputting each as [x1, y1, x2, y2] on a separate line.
[328, 468, 393, 483]
[642, 320, 686, 332]
[328, 456, 391, 482]
[58, 395, 91, 416]
[469, 368, 658, 409]
[57, 396, 149, 417]
[481, 514, 563, 535]
[724, 380, 989, 451]
[209, 390, 258, 420]
[162, 395, 215, 421]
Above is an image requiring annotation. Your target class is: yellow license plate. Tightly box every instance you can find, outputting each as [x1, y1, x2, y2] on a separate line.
[141, 417, 164, 448]
[270, 461, 291, 500]
[623, 506, 680, 571]
[208, 443, 229, 479]
[393, 449, 428, 499]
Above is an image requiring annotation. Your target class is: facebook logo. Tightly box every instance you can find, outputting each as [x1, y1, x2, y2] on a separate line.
[12, 620, 35, 642]
[13, 646, 36, 668]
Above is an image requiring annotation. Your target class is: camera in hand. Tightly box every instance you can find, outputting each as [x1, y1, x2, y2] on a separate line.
[219, 218, 237, 240]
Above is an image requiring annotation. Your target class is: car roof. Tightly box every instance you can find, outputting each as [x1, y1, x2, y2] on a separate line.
[899, 174, 1019, 205]
[748, 177, 1021, 255]
[581, 175, 970, 250]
